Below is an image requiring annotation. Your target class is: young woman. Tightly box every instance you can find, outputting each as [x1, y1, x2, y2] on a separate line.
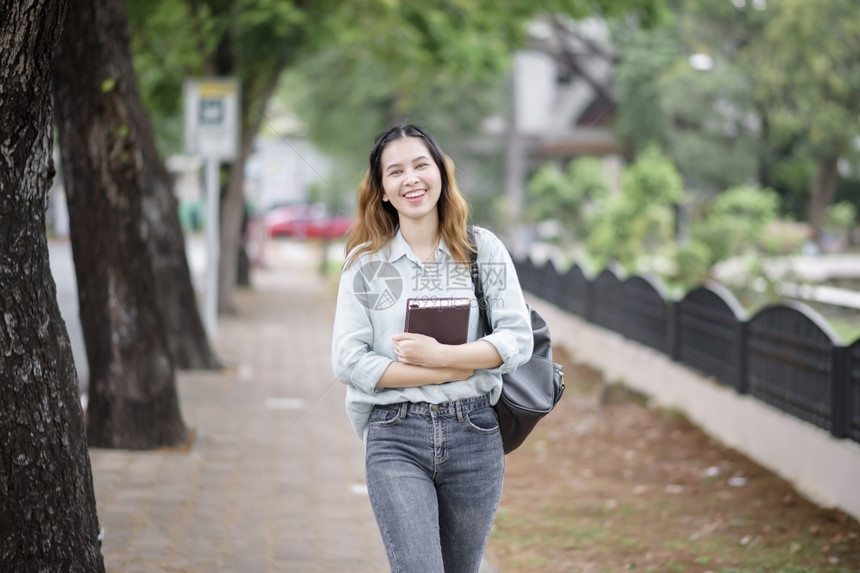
[331, 125, 533, 572]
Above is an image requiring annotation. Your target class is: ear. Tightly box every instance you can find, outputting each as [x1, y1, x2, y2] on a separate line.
[382, 192, 390, 202]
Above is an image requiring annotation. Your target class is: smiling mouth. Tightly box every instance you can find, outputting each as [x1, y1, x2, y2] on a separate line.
[404, 189, 426, 200]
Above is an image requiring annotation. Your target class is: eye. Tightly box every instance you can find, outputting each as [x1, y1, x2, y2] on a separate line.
[416, 163, 428, 169]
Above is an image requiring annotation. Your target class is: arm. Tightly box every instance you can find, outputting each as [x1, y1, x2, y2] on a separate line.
[331, 260, 390, 393]
[390, 333, 502, 370]
[377, 359, 474, 388]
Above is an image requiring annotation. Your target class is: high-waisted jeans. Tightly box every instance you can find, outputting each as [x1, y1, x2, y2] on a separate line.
[365, 394, 505, 573]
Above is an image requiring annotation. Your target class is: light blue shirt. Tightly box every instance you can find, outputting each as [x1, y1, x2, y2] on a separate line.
[331, 226, 534, 442]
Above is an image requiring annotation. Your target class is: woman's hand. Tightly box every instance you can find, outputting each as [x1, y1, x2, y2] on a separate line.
[392, 333, 504, 372]
[391, 334, 474, 382]
[392, 332, 445, 367]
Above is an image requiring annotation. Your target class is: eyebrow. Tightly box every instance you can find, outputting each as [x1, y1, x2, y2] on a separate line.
[384, 155, 431, 173]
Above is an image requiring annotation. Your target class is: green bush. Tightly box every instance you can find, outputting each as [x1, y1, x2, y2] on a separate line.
[526, 163, 569, 223]
[671, 240, 713, 288]
[825, 201, 856, 235]
[690, 185, 780, 261]
[525, 157, 611, 243]
[586, 146, 681, 269]
[620, 144, 683, 204]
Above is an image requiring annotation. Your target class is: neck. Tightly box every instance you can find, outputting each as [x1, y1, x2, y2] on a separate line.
[399, 218, 440, 252]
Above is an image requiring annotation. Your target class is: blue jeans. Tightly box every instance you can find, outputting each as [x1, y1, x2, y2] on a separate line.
[365, 395, 505, 573]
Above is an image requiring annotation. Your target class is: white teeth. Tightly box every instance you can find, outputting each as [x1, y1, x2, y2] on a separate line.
[404, 190, 425, 199]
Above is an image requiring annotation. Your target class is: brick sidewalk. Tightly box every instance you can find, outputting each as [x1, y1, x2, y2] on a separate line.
[90, 253, 388, 571]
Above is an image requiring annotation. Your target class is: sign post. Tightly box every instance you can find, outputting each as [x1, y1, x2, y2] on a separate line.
[183, 77, 240, 338]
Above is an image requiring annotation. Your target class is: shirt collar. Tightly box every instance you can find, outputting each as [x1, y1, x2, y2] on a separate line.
[387, 229, 411, 262]
[387, 227, 451, 263]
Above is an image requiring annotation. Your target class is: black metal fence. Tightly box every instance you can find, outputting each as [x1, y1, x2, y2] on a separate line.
[848, 338, 860, 443]
[513, 257, 860, 444]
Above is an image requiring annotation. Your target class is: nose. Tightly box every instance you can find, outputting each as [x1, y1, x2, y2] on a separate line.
[404, 172, 419, 186]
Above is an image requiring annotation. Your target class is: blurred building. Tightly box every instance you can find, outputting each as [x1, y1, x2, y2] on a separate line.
[244, 136, 332, 213]
[504, 16, 624, 217]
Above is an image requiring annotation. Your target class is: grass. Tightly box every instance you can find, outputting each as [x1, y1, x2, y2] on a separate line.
[493, 502, 860, 572]
[487, 355, 860, 572]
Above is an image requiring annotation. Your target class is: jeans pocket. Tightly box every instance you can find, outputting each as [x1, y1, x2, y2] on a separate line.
[465, 406, 500, 434]
[368, 405, 403, 428]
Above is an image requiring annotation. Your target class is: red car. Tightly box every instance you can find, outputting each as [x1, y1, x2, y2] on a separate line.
[261, 203, 352, 239]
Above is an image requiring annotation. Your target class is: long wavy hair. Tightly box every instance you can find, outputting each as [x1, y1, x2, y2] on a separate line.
[344, 125, 473, 268]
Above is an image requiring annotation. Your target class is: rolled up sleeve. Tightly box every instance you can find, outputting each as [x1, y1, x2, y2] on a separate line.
[482, 331, 527, 374]
[331, 261, 390, 395]
[350, 353, 391, 393]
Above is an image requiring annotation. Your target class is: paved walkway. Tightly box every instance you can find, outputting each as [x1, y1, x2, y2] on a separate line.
[88, 243, 499, 572]
[89, 248, 388, 571]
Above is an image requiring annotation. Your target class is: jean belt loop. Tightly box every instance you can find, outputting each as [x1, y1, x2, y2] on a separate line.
[455, 400, 465, 422]
[399, 401, 408, 419]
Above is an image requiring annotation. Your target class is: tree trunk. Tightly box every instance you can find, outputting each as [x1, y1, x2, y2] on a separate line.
[218, 130, 255, 313]
[142, 167, 223, 369]
[237, 205, 252, 287]
[75, 0, 221, 370]
[809, 156, 840, 244]
[0, 2, 105, 570]
[126, 81, 221, 370]
[119, 43, 220, 369]
[53, 0, 187, 449]
[217, 70, 283, 312]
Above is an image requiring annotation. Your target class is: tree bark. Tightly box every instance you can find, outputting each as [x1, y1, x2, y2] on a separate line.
[142, 165, 223, 369]
[125, 75, 221, 370]
[237, 206, 252, 287]
[0, 1, 105, 570]
[78, 0, 221, 370]
[217, 71, 283, 312]
[218, 129, 255, 313]
[809, 156, 840, 244]
[53, 0, 187, 449]
[116, 31, 220, 369]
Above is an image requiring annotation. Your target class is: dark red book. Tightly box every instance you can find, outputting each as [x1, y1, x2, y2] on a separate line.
[404, 297, 471, 345]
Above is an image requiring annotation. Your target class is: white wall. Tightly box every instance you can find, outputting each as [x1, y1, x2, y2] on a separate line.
[513, 50, 556, 136]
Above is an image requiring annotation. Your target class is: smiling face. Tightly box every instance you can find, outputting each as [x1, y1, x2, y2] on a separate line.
[379, 137, 443, 225]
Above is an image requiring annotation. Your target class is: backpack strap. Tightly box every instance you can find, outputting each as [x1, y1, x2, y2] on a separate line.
[467, 225, 493, 336]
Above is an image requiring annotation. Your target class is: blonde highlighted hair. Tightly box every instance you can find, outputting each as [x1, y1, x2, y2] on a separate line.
[344, 125, 473, 268]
